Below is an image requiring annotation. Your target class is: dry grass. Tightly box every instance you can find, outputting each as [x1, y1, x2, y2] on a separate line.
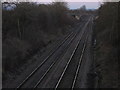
[2, 2, 77, 82]
[94, 2, 119, 88]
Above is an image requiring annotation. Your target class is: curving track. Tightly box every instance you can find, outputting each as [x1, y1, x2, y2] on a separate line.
[11, 15, 94, 89]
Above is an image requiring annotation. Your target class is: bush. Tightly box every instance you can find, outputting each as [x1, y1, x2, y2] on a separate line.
[94, 2, 119, 88]
[94, 2, 119, 45]
[2, 2, 75, 81]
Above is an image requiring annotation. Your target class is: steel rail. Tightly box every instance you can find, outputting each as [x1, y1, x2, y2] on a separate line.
[55, 18, 91, 89]
[17, 17, 91, 89]
[17, 22, 83, 88]
[71, 33, 89, 89]
[16, 32, 74, 88]
[33, 21, 88, 88]
[34, 29, 78, 88]
[55, 35, 81, 88]
[72, 17, 92, 89]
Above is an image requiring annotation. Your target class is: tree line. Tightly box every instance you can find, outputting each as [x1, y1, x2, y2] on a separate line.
[2, 2, 76, 82]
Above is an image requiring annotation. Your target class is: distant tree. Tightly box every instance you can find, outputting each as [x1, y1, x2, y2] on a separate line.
[80, 5, 86, 11]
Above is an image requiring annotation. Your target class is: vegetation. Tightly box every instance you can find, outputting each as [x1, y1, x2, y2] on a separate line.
[2, 2, 76, 82]
[94, 2, 119, 88]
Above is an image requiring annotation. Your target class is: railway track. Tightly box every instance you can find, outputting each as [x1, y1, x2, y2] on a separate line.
[16, 30, 74, 88]
[55, 17, 94, 89]
[16, 16, 92, 88]
[16, 32, 75, 88]
[36, 18, 91, 88]
[55, 28, 89, 89]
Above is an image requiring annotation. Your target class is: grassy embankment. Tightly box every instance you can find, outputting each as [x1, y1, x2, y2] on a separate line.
[94, 2, 119, 88]
[2, 2, 76, 82]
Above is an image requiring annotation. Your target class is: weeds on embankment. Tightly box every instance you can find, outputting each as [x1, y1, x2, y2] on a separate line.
[94, 2, 119, 88]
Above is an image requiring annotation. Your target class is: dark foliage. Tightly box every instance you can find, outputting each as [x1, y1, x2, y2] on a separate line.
[94, 2, 119, 88]
[95, 2, 119, 46]
[2, 2, 75, 81]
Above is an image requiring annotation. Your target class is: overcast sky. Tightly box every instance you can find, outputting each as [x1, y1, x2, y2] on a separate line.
[37, 0, 103, 9]
[2, 0, 103, 9]
[68, 2, 100, 9]
[39, 2, 101, 9]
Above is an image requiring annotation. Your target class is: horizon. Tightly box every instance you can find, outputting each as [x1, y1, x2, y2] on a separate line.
[2, 0, 103, 10]
[38, 2, 101, 10]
